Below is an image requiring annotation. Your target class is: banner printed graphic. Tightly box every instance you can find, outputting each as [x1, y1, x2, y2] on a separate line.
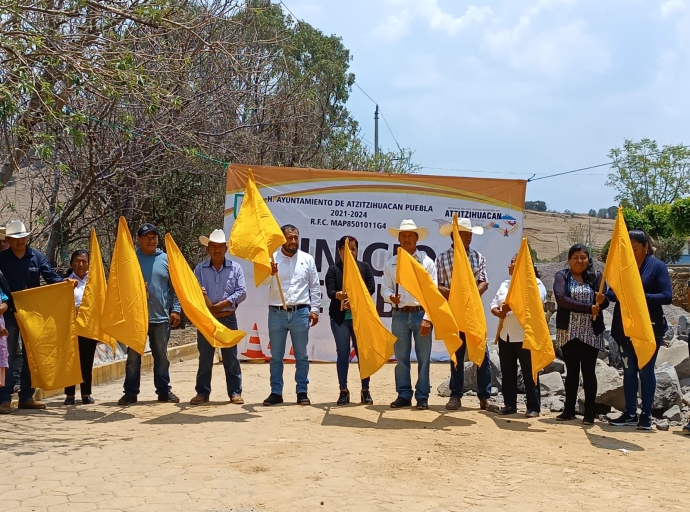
[225, 165, 526, 362]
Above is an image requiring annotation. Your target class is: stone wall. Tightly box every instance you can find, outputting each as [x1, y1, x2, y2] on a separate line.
[669, 267, 690, 312]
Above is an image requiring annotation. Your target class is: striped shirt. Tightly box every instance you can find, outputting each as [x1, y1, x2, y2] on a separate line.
[436, 246, 488, 288]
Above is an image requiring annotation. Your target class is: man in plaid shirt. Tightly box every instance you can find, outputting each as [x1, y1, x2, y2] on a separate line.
[437, 218, 492, 411]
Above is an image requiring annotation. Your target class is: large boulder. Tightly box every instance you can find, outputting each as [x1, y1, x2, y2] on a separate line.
[540, 372, 565, 397]
[592, 358, 626, 412]
[489, 349, 502, 391]
[543, 358, 566, 375]
[603, 309, 613, 331]
[548, 314, 557, 335]
[437, 377, 451, 397]
[653, 362, 683, 412]
[655, 343, 690, 381]
[463, 361, 477, 392]
[662, 405, 682, 422]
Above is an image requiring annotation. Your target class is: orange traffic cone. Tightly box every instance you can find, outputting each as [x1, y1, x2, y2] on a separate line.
[241, 324, 266, 363]
[284, 344, 296, 364]
[264, 340, 272, 362]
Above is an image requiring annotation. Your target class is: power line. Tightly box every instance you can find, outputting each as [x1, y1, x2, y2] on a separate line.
[353, 82, 402, 150]
[419, 166, 603, 177]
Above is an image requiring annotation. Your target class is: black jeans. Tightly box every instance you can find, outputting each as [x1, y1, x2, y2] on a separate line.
[498, 337, 540, 412]
[64, 337, 99, 396]
[449, 332, 492, 400]
[561, 338, 598, 415]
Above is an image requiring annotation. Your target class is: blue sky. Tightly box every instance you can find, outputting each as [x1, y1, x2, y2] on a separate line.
[283, 0, 689, 213]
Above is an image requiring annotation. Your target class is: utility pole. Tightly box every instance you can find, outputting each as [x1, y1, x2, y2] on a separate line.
[374, 105, 379, 157]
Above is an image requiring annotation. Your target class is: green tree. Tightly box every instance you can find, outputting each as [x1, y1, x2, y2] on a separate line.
[525, 201, 547, 212]
[588, 209, 597, 217]
[597, 208, 609, 219]
[606, 139, 690, 212]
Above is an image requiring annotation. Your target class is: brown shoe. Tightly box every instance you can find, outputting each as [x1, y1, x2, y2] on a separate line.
[0, 402, 11, 414]
[18, 399, 46, 410]
[190, 394, 209, 406]
[230, 394, 244, 405]
[479, 399, 489, 411]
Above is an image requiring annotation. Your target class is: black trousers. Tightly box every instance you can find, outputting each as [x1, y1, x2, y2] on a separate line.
[561, 337, 598, 415]
[64, 336, 99, 396]
[498, 337, 540, 412]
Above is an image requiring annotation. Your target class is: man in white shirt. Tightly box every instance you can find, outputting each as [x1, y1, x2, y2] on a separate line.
[263, 224, 321, 406]
[381, 219, 436, 410]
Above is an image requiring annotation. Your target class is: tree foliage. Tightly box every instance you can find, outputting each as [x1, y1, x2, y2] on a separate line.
[525, 200, 547, 212]
[606, 138, 690, 212]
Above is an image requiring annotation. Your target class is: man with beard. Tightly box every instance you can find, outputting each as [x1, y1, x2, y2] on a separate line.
[262, 224, 321, 406]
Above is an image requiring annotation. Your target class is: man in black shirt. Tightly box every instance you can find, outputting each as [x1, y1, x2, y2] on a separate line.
[0, 220, 63, 414]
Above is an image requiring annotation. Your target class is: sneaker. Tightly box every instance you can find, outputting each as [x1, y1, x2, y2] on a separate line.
[416, 399, 429, 410]
[63, 396, 75, 406]
[390, 397, 412, 409]
[445, 396, 462, 410]
[263, 393, 283, 406]
[158, 392, 180, 403]
[683, 422, 690, 434]
[609, 412, 638, 426]
[190, 394, 209, 406]
[230, 394, 244, 405]
[117, 394, 137, 406]
[556, 411, 576, 421]
[499, 406, 517, 415]
[297, 392, 311, 406]
[525, 410, 540, 418]
[637, 413, 652, 431]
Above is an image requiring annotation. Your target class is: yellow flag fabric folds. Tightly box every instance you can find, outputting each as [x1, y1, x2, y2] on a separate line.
[342, 238, 396, 379]
[396, 248, 462, 359]
[76, 229, 116, 351]
[165, 233, 246, 348]
[102, 217, 148, 355]
[229, 169, 286, 287]
[13, 282, 82, 391]
[448, 214, 487, 366]
[505, 238, 555, 382]
[603, 207, 656, 368]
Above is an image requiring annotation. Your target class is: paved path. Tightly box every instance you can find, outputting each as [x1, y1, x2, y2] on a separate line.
[1, 359, 689, 511]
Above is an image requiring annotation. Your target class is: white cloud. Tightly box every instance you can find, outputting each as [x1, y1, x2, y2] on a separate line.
[375, 0, 494, 40]
[661, 0, 686, 18]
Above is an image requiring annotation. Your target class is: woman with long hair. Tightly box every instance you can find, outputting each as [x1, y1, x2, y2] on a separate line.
[490, 253, 547, 417]
[608, 230, 672, 430]
[553, 244, 608, 425]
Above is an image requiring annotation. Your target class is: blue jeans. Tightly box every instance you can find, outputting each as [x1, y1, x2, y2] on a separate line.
[449, 331, 492, 400]
[330, 318, 371, 390]
[123, 322, 172, 396]
[391, 309, 432, 401]
[0, 311, 34, 404]
[268, 307, 310, 395]
[195, 315, 242, 398]
[619, 337, 662, 416]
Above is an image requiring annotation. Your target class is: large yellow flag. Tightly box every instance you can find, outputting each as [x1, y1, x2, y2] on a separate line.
[396, 248, 463, 359]
[13, 282, 82, 390]
[165, 233, 246, 348]
[603, 207, 656, 368]
[505, 238, 555, 382]
[342, 238, 396, 379]
[229, 169, 286, 287]
[76, 228, 116, 351]
[102, 217, 148, 354]
[448, 214, 487, 366]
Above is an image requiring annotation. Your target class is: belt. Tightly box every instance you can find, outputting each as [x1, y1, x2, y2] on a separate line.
[214, 311, 235, 318]
[398, 306, 424, 313]
[269, 304, 310, 312]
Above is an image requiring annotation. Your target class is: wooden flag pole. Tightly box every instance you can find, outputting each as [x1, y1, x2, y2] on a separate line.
[340, 238, 348, 311]
[593, 271, 607, 321]
[394, 247, 401, 309]
[495, 318, 504, 344]
[271, 255, 287, 310]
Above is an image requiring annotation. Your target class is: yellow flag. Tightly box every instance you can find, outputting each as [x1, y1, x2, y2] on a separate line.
[396, 248, 462, 359]
[13, 282, 82, 391]
[76, 228, 116, 351]
[165, 233, 247, 348]
[505, 238, 555, 382]
[603, 207, 656, 368]
[229, 169, 286, 287]
[448, 214, 487, 366]
[342, 238, 396, 379]
[102, 216, 149, 354]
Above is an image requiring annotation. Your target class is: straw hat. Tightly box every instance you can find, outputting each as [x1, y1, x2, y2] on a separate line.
[387, 219, 429, 241]
[199, 229, 227, 246]
[439, 218, 484, 236]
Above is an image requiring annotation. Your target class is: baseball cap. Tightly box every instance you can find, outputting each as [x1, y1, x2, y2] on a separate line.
[137, 223, 159, 237]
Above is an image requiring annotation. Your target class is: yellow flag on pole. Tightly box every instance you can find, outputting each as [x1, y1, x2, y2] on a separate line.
[505, 238, 555, 382]
[229, 169, 286, 287]
[13, 281, 82, 391]
[396, 248, 462, 360]
[448, 214, 487, 366]
[102, 216, 148, 354]
[76, 228, 116, 351]
[342, 238, 396, 379]
[165, 233, 246, 348]
[603, 207, 656, 368]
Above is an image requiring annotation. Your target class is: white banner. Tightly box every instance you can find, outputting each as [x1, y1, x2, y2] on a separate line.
[224, 165, 526, 362]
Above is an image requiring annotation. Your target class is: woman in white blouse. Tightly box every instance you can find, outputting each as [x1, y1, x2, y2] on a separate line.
[490, 254, 547, 417]
[64, 250, 99, 406]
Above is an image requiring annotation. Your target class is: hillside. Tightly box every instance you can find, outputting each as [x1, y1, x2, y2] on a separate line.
[523, 210, 615, 261]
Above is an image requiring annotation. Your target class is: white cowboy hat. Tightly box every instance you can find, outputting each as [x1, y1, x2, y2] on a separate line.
[199, 229, 227, 246]
[4, 220, 32, 239]
[387, 219, 429, 241]
[439, 218, 484, 236]
[0, 226, 5, 240]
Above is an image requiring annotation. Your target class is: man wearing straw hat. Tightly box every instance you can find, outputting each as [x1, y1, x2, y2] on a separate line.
[436, 218, 492, 411]
[382, 219, 436, 410]
[190, 229, 247, 406]
[0, 220, 64, 413]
